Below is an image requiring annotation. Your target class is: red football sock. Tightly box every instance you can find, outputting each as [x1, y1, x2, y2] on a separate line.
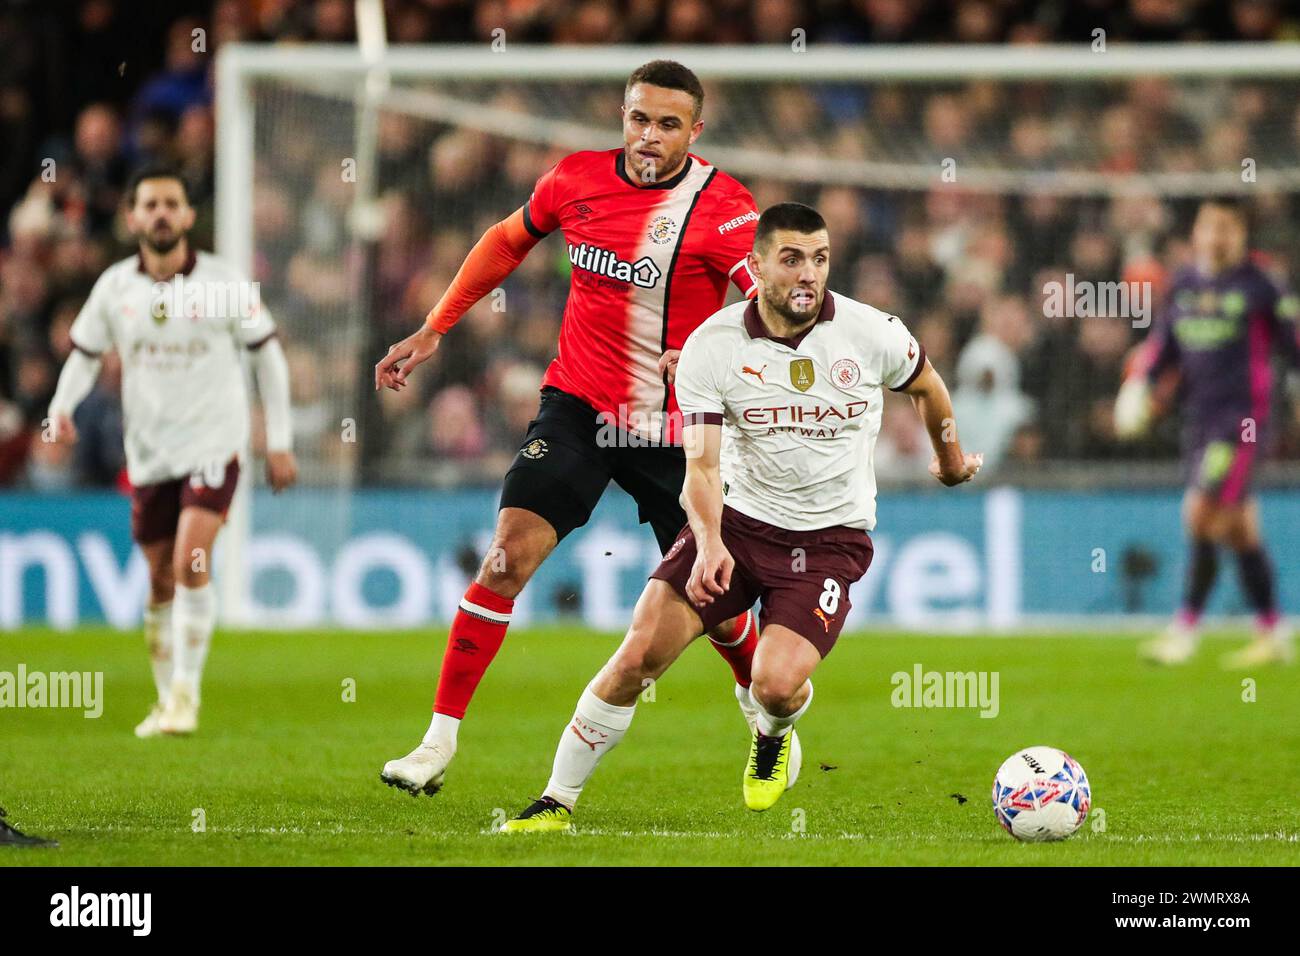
[433, 582, 515, 719]
[707, 609, 756, 687]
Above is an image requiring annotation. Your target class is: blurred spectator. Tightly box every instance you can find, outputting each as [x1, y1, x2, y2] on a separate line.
[129, 16, 212, 154]
[875, 394, 934, 482]
[952, 334, 1035, 471]
[428, 385, 487, 460]
[70, 352, 125, 487]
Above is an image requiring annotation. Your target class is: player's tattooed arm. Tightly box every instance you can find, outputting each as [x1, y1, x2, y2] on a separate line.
[680, 422, 733, 604]
[901, 359, 982, 486]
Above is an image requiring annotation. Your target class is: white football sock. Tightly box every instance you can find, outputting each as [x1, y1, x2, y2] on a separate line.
[423, 712, 460, 750]
[172, 583, 216, 696]
[735, 681, 756, 710]
[542, 683, 637, 809]
[143, 601, 173, 703]
[750, 680, 814, 737]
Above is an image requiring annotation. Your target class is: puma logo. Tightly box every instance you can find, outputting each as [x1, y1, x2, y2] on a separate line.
[812, 608, 831, 633]
[570, 721, 609, 751]
[741, 364, 767, 384]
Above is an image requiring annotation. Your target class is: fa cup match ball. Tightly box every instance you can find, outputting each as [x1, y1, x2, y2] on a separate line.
[992, 746, 1091, 842]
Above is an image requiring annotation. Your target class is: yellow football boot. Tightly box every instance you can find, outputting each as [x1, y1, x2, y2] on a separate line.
[499, 796, 573, 833]
[743, 730, 793, 811]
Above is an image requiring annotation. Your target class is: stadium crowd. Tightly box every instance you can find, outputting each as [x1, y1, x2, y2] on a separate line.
[3, 0, 1299, 490]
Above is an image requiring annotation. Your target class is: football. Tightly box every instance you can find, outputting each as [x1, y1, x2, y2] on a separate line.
[992, 746, 1091, 842]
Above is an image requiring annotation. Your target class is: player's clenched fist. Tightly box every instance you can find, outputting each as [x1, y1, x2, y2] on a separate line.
[686, 540, 734, 606]
[929, 451, 984, 486]
[376, 326, 443, 391]
[266, 450, 298, 493]
[657, 349, 681, 385]
[53, 414, 78, 444]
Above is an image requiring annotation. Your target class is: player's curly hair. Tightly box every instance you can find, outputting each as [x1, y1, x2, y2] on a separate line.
[626, 60, 704, 120]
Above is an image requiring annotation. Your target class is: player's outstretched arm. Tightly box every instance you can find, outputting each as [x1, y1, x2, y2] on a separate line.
[47, 348, 103, 444]
[249, 334, 298, 493]
[680, 421, 733, 605]
[901, 359, 982, 486]
[375, 207, 542, 391]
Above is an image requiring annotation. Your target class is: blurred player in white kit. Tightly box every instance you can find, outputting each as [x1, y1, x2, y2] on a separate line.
[47, 165, 298, 736]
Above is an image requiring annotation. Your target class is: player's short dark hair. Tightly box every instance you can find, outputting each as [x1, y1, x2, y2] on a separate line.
[625, 60, 704, 121]
[125, 164, 192, 207]
[1198, 195, 1250, 231]
[755, 203, 828, 252]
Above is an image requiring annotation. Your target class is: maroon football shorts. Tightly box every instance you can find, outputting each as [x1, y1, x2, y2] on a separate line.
[130, 457, 241, 544]
[650, 505, 874, 657]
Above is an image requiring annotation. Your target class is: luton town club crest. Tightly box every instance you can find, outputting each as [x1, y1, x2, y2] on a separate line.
[647, 215, 677, 245]
[521, 438, 549, 459]
[789, 358, 815, 392]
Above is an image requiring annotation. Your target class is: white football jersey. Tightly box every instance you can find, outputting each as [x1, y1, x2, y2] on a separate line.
[68, 251, 276, 486]
[674, 291, 924, 531]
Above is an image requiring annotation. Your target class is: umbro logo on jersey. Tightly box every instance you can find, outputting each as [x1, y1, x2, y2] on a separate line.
[567, 242, 662, 288]
[574, 203, 594, 217]
[741, 364, 767, 384]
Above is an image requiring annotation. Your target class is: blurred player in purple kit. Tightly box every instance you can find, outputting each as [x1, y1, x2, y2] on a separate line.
[1116, 197, 1299, 667]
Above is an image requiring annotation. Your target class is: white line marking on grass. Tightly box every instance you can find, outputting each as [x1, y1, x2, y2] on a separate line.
[59, 824, 1300, 844]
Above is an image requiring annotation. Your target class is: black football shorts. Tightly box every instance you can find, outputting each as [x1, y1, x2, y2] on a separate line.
[499, 386, 689, 554]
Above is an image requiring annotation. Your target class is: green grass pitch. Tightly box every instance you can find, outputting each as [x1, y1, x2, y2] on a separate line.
[2, 625, 1297, 866]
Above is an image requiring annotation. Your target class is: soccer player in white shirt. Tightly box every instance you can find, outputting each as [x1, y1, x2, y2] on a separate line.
[501, 203, 982, 830]
[47, 166, 297, 737]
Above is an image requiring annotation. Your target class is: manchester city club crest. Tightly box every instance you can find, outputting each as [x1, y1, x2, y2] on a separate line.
[790, 358, 815, 392]
[647, 215, 677, 245]
[521, 438, 549, 459]
[831, 358, 861, 390]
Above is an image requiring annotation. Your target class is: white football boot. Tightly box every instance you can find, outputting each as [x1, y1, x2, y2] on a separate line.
[381, 741, 454, 796]
[735, 683, 801, 790]
[1222, 620, 1294, 669]
[158, 679, 199, 735]
[1139, 619, 1199, 665]
[134, 702, 166, 738]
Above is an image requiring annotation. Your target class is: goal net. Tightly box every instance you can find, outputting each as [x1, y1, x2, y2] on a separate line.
[215, 44, 1300, 626]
